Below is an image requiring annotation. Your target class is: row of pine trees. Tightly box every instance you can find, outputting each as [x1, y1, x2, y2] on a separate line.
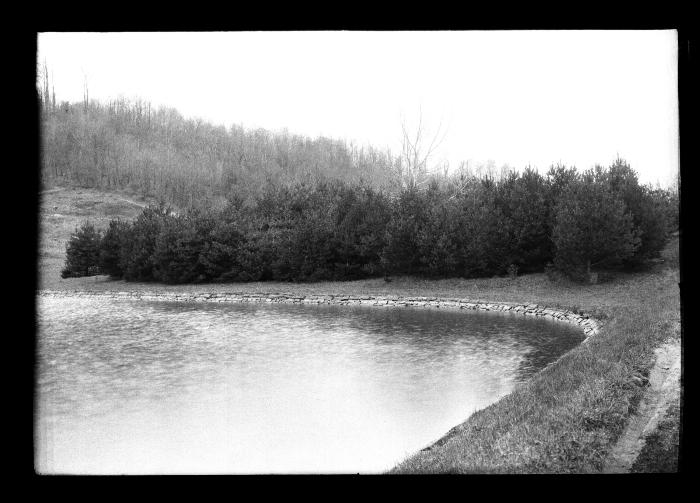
[62, 159, 678, 283]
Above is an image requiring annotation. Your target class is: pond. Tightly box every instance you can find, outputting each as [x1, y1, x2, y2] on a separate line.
[35, 295, 584, 474]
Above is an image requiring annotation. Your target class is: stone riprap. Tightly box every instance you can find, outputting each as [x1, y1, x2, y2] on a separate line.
[38, 290, 601, 340]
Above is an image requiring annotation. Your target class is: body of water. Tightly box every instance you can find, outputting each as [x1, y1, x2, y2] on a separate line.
[35, 296, 583, 474]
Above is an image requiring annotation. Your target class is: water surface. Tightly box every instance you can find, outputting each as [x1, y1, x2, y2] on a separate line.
[36, 296, 583, 474]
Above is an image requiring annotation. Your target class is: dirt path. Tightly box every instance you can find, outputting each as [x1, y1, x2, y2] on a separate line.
[115, 196, 148, 209]
[603, 336, 681, 473]
[39, 186, 147, 209]
[40, 187, 65, 195]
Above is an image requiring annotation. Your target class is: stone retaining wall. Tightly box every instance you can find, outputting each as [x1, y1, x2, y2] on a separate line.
[38, 289, 601, 340]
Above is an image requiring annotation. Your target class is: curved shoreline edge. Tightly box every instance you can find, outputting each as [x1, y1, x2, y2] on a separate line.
[38, 289, 601, 339]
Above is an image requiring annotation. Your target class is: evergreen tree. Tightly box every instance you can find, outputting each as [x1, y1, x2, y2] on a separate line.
[98, 219, 131, 278]
[152, 210, 213, 284]
[382, 187, 429, 275]
[415, 188, 461, 277]
[594, 158, 671, 264]
[199, 218, 246, 281]
[61, 222, 102, 278]
[495, 168, 551, 272]
[552, 179, 641, 280]
[455, 183, 510, 278]
[120, 203, 170, 281]
[336, 185, 390, 278]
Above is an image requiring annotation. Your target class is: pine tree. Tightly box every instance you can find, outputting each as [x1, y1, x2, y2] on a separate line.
[61, 222, 103, 278]
[552, 180, 641, 281]
[98, 219, 131, 278]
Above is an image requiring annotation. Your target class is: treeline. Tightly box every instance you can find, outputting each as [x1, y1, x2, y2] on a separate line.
[40, 97, 401, 208]
[62, 158, 678, 283]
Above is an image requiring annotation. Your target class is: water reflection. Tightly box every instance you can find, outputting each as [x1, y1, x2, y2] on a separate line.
[35, 296, 583, 474]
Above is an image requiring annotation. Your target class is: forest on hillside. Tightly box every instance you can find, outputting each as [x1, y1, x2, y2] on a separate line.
[38, 71, 402, 209]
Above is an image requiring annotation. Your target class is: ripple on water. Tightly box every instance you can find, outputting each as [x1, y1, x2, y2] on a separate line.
[35, 296, 584, 474]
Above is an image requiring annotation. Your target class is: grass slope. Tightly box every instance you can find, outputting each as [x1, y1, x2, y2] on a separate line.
[38, 188, 681, 473]
[389, 240, 680, 473]
[38, 186, 156, 290]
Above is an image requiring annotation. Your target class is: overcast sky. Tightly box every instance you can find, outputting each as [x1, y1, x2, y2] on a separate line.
[37, 31, 679, 187]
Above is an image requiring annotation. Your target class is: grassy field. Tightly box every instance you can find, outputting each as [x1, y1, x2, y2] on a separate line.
[37, 187, 681, 473]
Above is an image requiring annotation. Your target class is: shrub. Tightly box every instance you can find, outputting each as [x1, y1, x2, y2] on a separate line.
[61, 222, 102, 278]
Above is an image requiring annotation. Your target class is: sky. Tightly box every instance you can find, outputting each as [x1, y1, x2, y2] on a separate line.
[37, 31, 679, 187]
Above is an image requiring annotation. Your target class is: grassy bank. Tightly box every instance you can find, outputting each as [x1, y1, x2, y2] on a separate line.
[388, 240, 680, 473]
[38, 187, 681, 473]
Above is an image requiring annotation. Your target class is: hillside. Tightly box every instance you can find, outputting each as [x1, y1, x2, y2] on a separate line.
[38, 186, 157, 290]
[39, 99, 400, 209]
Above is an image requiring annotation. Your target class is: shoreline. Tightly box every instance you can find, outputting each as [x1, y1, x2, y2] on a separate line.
[38, 288, 601, 339]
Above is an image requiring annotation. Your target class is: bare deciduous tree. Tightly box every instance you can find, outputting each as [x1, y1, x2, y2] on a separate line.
[398, 108, 448, 189]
